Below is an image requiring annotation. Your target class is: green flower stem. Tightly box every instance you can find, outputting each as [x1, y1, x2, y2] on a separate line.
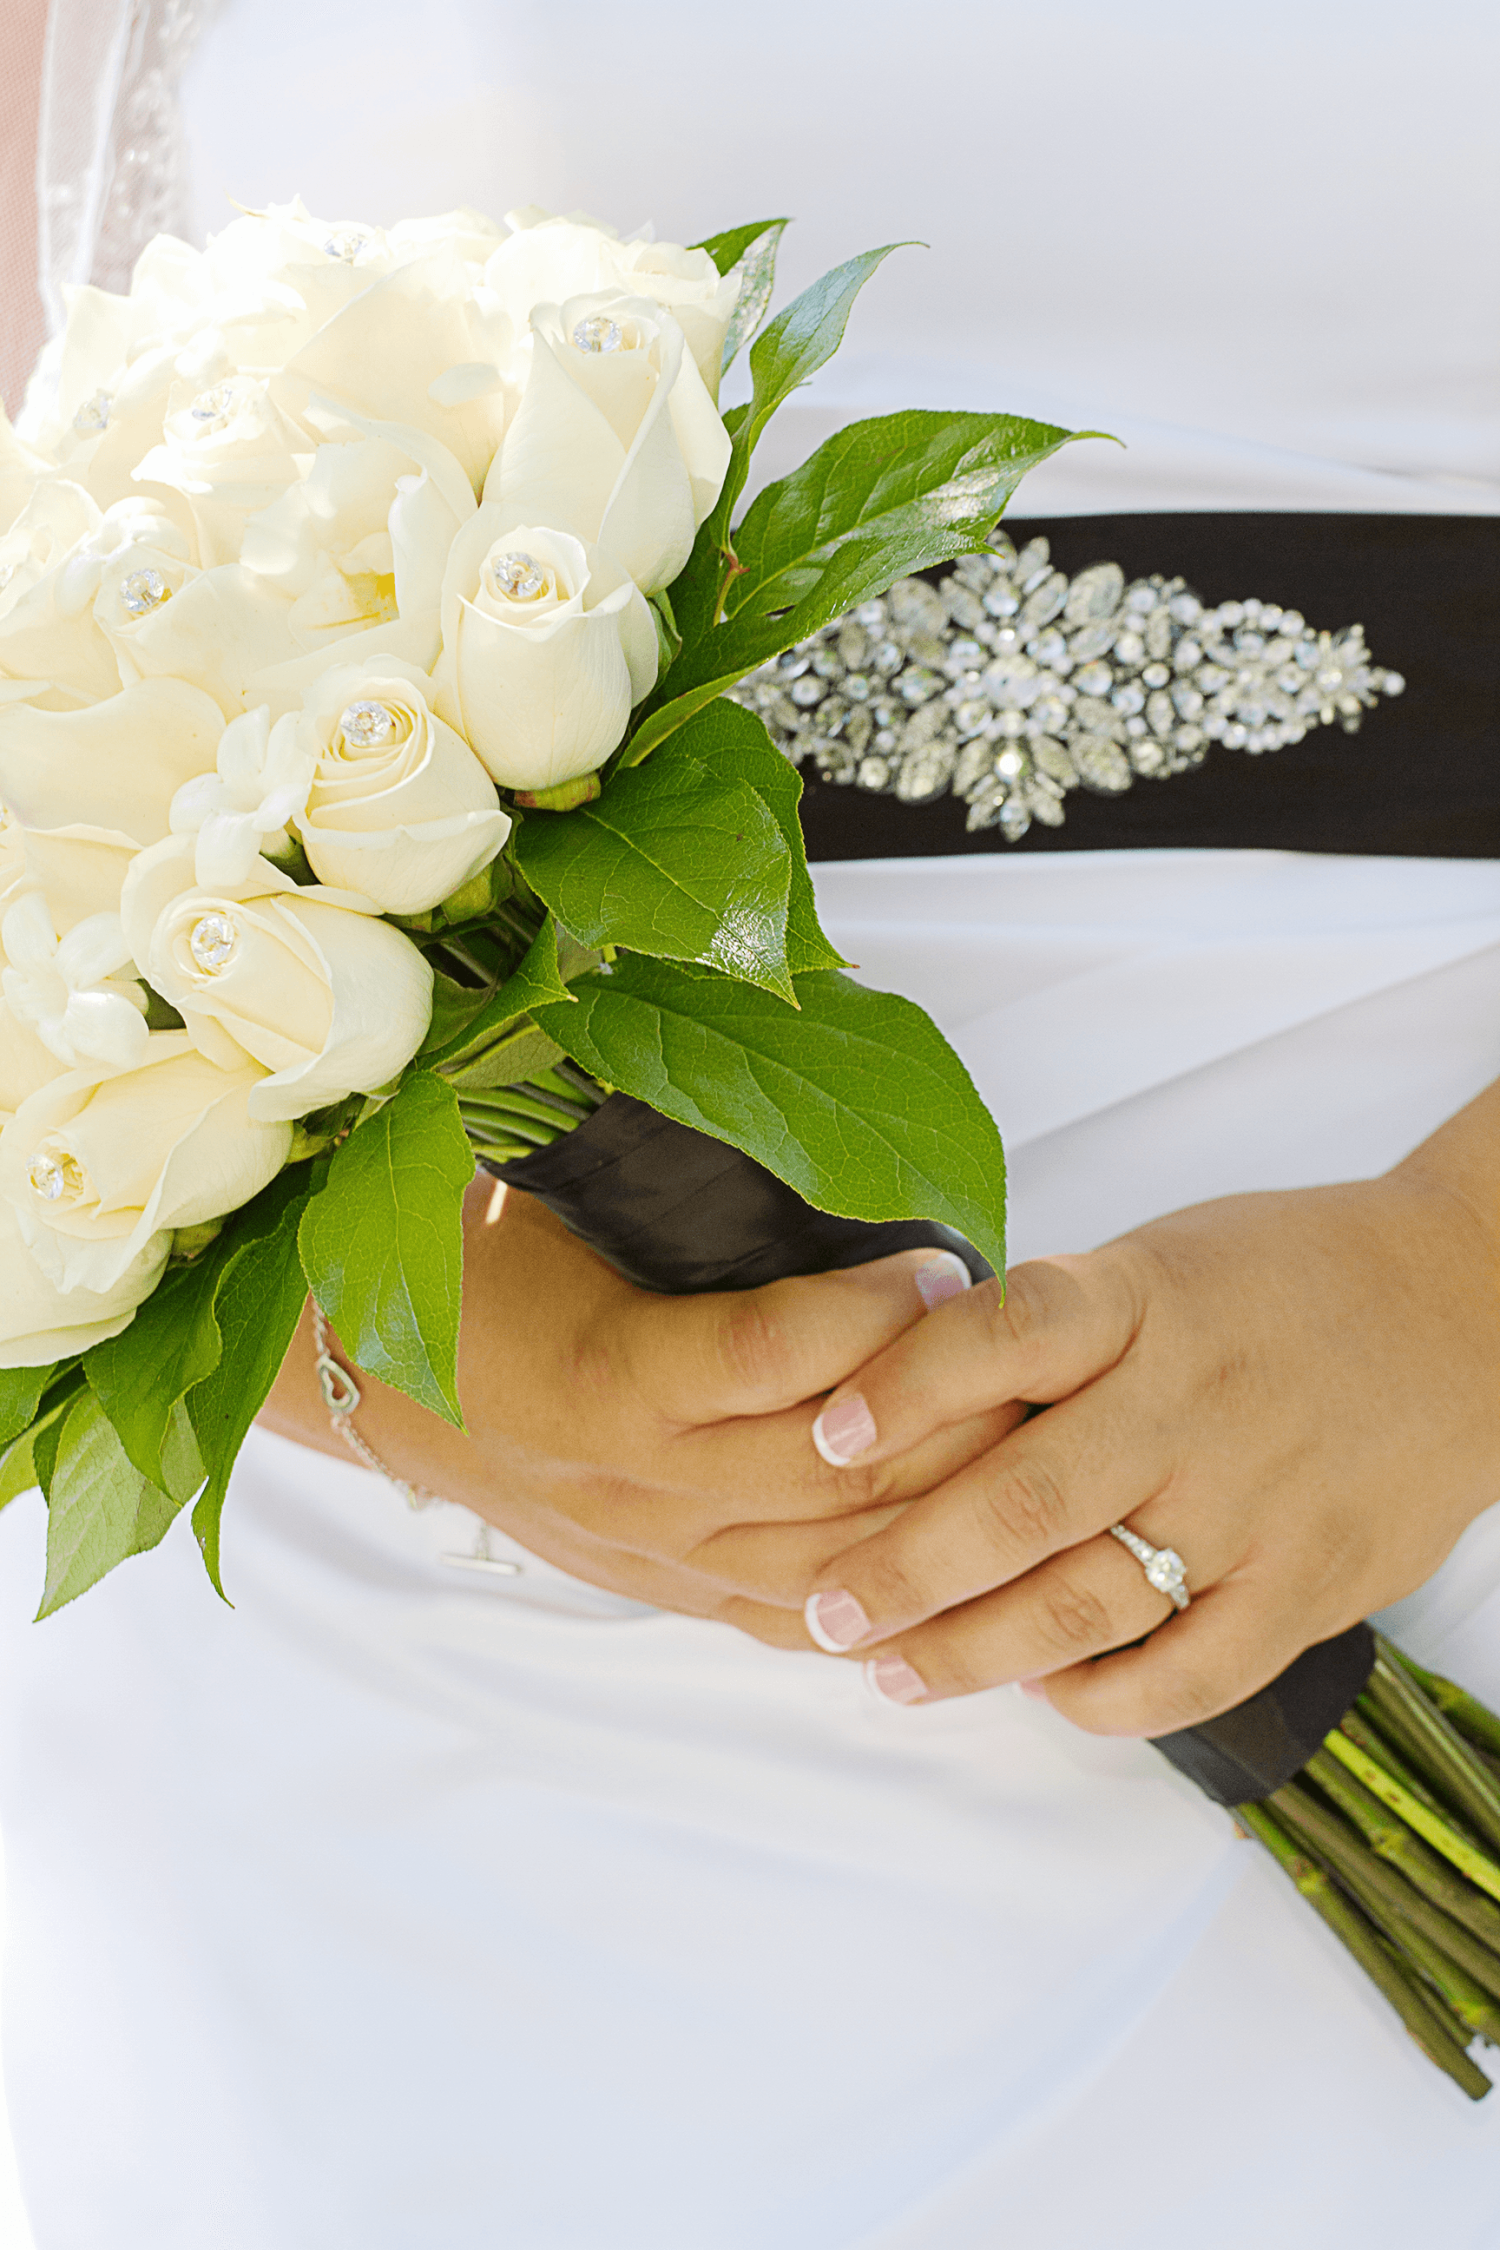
[1321, 1731, 1500, 1905]
[1303, 1746, 1500, 1954]
[461, 1086, 592, 1130]
[1364, 1645, 1500, 1858]
[1338, 1704, 1479, 1840]
[1387, 1913, 1500, 2046]
[1388, 1649, 1500, 1763]
[1239, 1803, 1491, 2098]
[457, 1105, 556, 1150]
[1271, 1782, 1500, 2006]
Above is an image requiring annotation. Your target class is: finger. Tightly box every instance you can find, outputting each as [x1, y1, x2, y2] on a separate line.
[620, 1247, 976, 1429]
[855, 1513, 1253, 1701]
[799, 1386, 1175, 1648]
[1036, 1575, 1316, 1736]
[808, 1250, 1145, 1470]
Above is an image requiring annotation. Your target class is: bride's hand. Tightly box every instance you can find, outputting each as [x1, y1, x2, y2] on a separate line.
[764, 1097, 1500, 1732]
[261, 1177, 1018, 1623]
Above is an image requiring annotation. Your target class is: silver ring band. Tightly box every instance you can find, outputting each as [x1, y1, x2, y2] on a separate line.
[1109, 1523, 1191, 1611]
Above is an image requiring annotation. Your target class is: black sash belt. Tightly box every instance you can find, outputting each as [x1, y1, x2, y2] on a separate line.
[798, 512, 1500, 862]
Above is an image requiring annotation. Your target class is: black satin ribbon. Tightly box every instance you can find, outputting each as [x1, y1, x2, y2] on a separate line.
[799, 512, 1500, 863]
[487, 1097, 1367, 1800]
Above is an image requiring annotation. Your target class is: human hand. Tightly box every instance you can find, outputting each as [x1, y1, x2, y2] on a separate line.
[261, 1176, 1020, 1624]
[768, 1146, 1500, 1733]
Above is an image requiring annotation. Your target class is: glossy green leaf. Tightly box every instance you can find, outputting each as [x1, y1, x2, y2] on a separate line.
[672, 244, 907, 645]
[0, 1363, 55, 1452]
[631, 409, 1090, 765]
[85, 1245, 229, 1493]
[188, 1164, 320, 1596]
[725, 409, 1085, 620]
[37, 1390, 180, 1619]
[419, 916, 574, 1072]
[514, 747, 796, 999]
[535, 958, 1005, 1272]
[297, 1071, 472, 1428]
[698, 218, 789, 371]
[647, 698, 842, 975]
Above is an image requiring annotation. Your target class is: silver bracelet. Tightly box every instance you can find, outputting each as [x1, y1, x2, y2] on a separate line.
[312, 1300, 443, 1511]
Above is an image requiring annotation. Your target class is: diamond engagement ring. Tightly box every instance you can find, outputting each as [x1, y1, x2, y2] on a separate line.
[1108, 1524, 1191, 1611]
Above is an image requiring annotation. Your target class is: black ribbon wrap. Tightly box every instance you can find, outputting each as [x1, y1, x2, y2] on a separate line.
[484, 1093, 1373, 1802]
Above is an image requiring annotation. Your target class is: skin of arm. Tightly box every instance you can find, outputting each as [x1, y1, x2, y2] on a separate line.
[260, 1176, 1020, 1625]
[754, 1076, 1500, 1732]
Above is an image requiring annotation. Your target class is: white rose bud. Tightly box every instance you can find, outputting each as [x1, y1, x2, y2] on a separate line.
[120, 838, 434, 1123]
[485, 214, 739, 400]
[0, 1195, 166, 1369]
[0, 1034, 291, 1297]
[0, 891, 149, 1073]
[434, 513, 657, 791]
[0, 678, 225, 846]
[286, 659, 510, 913]
[484, 293, 730, 594]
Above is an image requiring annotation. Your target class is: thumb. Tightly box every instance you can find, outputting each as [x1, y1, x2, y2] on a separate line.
[809, 1251, 1144, 1469]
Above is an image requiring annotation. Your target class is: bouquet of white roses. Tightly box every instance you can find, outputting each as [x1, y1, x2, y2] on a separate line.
[0, 200, 1073, 1605]
[5, 195, 1500, 2102]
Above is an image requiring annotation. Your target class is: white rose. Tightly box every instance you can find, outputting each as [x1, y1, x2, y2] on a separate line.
[169, 705, 315, 887]
[484, 212, 737, 398]
[133, 374, 310, 569]
[282, 250, 516, 496]
[1, 404, 48, 535]
[0, 1034, 291, 1296]
[120, 838, 434, 1122]
[238, 421, 474, 691]
[284, 659, 509, 913]
[0, 830, 142, 1114]
[483, 292, 729, 594]
[0, 480, 121, 704]
[0, 678, 224, 845]
[0, 891, 149, 1073]
[434, 513, 657, 790]
[0, 1195, 166, 1368]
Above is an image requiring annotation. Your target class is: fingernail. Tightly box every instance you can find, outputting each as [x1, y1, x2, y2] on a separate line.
[805, 1588, 875, 1651]
[812, 1393, 876, 1467]
[914, 1251, 972, 1311]
[1017, 1676, 1048, 1702]
[866, 1652, 928, 1705]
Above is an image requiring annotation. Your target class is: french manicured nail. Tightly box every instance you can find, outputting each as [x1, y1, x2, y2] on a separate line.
[805, 1588, 874, 1651]
[866, 1652, 928, 1705]
[914, 1251, 972, 1311]
[1017, 1676, 1048, 1702]
[812, 1393, 876, 1467]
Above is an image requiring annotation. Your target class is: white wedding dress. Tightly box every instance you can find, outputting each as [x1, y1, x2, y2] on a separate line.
[2, 5, 1500, 2246]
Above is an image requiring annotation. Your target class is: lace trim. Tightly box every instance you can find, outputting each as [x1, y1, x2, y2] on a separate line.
[729, 532, 1406, 842]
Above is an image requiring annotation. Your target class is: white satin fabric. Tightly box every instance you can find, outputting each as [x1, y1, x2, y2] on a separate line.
[1, 851, 1500, 2248]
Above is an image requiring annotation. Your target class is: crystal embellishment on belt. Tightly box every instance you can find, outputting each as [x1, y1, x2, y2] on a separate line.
[727, 532, 1406, 841]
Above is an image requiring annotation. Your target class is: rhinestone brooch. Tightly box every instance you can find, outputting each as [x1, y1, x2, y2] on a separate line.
[728, 531, 1406, 843]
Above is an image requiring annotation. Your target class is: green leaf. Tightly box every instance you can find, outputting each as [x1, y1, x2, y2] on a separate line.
[419, 915, 574, 1072]
[634, 412, 1092, 767]
[37, 1390, 181, 1619]
[0, 1427, 38, 1509]
[725, 408, 1086, 622]
[187, 1164, 320, 1596]
[84, 1244, 229, 1494]
[442, 1020, 566, 1091]
[297, 1071, 472, 1427]
[534, 957, 1005, 1273]
[513, 746, 796, 999]
[640, 698, 842, 975]
[419, 966, 490, 1058]
[672, 244, 908, 645]
[697, 218, 790, 373]
[0, 1362, 55, 1451]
